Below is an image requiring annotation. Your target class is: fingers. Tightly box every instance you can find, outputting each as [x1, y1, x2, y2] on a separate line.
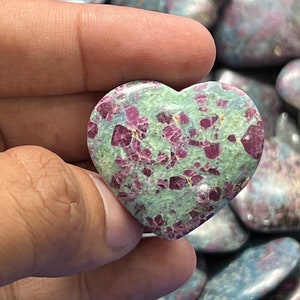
[0, 146, 143, 286]
[0, 92, 102, 161]
[0, 0, 215, 97]
[88, 237, 196, 299]
[0, 238, 196, 300]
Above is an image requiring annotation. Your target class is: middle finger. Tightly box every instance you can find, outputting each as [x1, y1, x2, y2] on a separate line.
[0, 92, 103, 162]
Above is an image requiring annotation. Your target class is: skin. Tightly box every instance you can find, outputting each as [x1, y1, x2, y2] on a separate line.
[0, 0, 216, 299]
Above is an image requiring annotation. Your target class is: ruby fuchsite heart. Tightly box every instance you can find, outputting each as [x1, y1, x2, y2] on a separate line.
[87, 81, 264, 240]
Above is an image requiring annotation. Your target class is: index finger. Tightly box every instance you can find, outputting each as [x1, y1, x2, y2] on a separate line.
[0, 0, 215, 97]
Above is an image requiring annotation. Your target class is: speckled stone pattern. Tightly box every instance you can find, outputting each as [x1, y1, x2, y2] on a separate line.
[276, 112, 300, 152]
[166, 0, 222, 28]
[199, 237, 300, 300]
[231, 137, 300, 233]
[215, 69, 282, 137]
[185, 205, 250, 253]
[268, 261, 300, 300]
[87, 80, 264, 240]
[214, 0, 300, 67]
[276, 59, 300, 109]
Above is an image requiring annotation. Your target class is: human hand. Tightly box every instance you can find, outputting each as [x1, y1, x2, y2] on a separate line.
[0, 0, 215, 299]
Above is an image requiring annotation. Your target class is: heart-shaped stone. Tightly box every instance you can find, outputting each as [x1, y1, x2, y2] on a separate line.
[87, 81, 264, 240]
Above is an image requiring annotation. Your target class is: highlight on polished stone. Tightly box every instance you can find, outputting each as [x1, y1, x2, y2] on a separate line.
[231, 137, 300, 233]
[198, 237, 300, 300]
[185, 205, 250, 253]
[87, 80, 264, 240]
[276, 58, 300, 110]
[215, 68, 282, 137]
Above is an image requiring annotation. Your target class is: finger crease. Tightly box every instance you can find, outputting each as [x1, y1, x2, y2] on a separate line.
[76, 9, 89, 92]
[79, 273, 93, 300]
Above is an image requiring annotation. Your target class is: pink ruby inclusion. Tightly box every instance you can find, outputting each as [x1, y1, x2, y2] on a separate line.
[162, 125, 182, 144]
[87, 121, 98, 139]
[111, 125, 132, 147]
[157, 111, 172, 124]
[204, 143, 221, 159]
[216, 99, 228, 108]
[209, 187, 221, 201]
[227, 134, 237, 142]
[97, 100, 119, 121]
[199, 116, 219, 129]
[125, 105, 139, 124]
[245, 107, 258, 121]
[178, 112, 190, 124]
[169, 176, 187, 190]
[241, 122, 264, 159]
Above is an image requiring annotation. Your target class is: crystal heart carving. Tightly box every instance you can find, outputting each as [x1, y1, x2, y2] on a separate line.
[87, 81, 264, 240]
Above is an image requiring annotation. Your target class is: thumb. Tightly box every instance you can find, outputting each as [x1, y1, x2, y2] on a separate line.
[0, 146, 143, 286]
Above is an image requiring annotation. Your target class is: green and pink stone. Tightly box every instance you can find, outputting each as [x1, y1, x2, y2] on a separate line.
[87, 81, 264, 240]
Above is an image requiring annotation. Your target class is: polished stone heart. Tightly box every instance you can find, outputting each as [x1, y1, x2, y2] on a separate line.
[87, 81, 264, 240]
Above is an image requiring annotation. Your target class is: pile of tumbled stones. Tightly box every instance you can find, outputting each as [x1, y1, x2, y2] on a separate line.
[64, 1, 300, 299]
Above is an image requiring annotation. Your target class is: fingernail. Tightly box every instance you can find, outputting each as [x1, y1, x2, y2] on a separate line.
[89, 172, 143, 250]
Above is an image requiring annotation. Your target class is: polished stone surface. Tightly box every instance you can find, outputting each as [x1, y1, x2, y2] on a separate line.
[88, 81, 263, 239]
[276, 59, 300, 110]
[167, 0, 224, 28]
[215, 69, 282, 137]
[267, 260, 300, 299]
[214, 0, 300, 67]
[199, 237, 300, 300]
[276, 112, 300, 152]
[185, 205, 250, 253]
[109, 0, 167, 12]
[231, 137, 300, 233]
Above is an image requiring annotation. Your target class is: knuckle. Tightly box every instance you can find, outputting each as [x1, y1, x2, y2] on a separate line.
[7, 146, 82, 214]
[1, 146, 86, 273]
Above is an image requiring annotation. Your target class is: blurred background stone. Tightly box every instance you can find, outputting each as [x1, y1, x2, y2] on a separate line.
[231, 137, 300, 233]
[214, 0, 300, 68]
[109, 0, 167, 12]
[276, 59, 300, 111]
[215, 69, 282, 137]
[199, 238, 300, 300]
[276, 112, 300, 152]
[185, 205, 250, 253]
[167, 0, 226, 28]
